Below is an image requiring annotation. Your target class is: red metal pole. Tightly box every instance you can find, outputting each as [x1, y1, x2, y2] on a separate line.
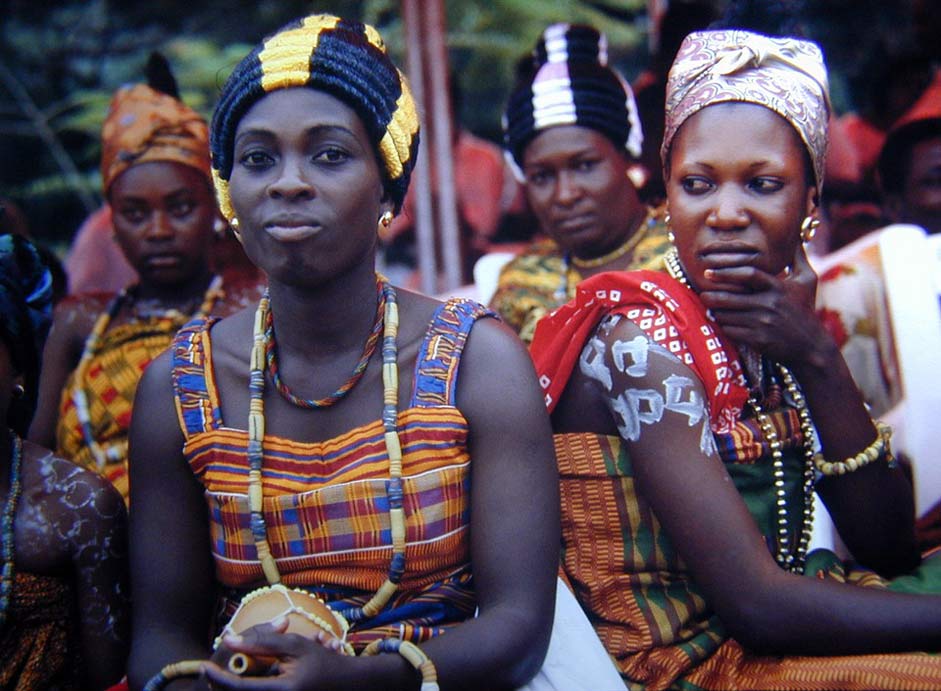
[401, 0, 438, 296]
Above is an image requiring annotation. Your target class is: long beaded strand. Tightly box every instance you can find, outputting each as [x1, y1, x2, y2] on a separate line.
[342, 281, 404, 622]
[665, 246, 817, 573]
[246, 278, 408, 613]
[72, 276, 224, 470]
[0, 431, 23, 630]
[747, 365, 818, 573]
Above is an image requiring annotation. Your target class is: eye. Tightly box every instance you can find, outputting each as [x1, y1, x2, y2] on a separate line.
[680, 176, 712, 194]
[117, 205, 147, 224]
[574, 158, 599, 173]
[916, 171, 941, 189]
[238, 149, 274, 170]
[314, 147, 350, 164]
[168, 198, 196, 218]
[526, 169, 552, 186]
[749, 177, 784, 194]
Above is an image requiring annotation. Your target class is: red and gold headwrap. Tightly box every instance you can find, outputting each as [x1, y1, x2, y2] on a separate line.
[662, 30, 830, 194]
[100, 84, 211, 194]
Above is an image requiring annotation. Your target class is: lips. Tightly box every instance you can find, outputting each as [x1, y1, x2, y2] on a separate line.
[553, 213, 595, 233]
[698, 243, 761, 269]
[264, 216, 322, 242]
[142, 253, 183, 268]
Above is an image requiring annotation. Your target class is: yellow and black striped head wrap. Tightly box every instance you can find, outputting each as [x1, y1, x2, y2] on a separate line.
[210, 14, 420, 219]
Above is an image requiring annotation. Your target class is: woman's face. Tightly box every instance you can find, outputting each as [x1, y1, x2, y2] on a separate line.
[665, 102, 816, 292]
[227, 88, 388, 287]
[522, 125, 642, 258]
[897, 135, 941, 235]
[109, 160, 216, 287]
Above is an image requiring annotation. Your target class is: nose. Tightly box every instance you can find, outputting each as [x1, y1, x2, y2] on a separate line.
[144, 210, 174, 240]
[707, 185, 749, 230]
[553, 170, 582, 206]
[268, 154, 313, 200]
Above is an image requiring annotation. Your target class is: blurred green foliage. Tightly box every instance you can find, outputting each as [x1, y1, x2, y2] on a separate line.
[0, 0, 648, 247]
[0, 0, 924, 249]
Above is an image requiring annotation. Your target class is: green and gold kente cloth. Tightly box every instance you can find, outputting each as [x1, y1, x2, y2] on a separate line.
[57, 314, 191, 500]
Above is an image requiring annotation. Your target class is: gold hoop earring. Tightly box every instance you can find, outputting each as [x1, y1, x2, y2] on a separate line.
[12, 383, 25, 399]
[800, 215, 820, 244]
[379, 211, 394, 229]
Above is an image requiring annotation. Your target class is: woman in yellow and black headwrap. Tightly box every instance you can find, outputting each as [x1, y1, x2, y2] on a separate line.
[30, 68, 247, 501]
[127, 14, 559, 691]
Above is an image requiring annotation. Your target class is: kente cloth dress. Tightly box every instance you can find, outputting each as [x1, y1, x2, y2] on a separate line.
[490, 207, 671, 345]
[58, 311, 195, 500]
[0, 572, 82, 691]
[170, 298, 490, 650]
[530, 270, 941, 691]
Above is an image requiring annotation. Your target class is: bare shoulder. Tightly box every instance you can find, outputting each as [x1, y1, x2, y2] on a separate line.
[23, 440, 125, 520]
[391, 286, 444, 341]
[16, 441, 126, 573]
[48, 291, 113, 347]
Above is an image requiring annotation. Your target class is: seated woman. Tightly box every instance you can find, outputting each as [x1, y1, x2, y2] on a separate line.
[126, 14, 559, 691]
[530, 29, 941, 690]
[0, 233, 129, 689]
[30, 75, 255, 501]
[491, 24, 671, 345]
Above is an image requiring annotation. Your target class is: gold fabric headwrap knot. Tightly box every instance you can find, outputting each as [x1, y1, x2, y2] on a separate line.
[662, 30, 830, 194]
[100, 84, 211, 194]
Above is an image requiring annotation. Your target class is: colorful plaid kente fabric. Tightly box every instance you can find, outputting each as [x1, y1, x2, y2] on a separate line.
[170, 298, 493, 650]
[58, 312, 192, 500]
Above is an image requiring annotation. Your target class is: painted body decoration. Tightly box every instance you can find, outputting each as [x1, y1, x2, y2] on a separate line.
[580, 313, 715, 453]
[18, 444, 129, 643]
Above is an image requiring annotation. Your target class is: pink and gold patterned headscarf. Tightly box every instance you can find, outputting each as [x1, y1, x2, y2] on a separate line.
[662, 30, 830, 193]
[100, 84, 211, 194]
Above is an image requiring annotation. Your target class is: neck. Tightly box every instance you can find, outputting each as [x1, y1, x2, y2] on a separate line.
[134, 266, 215, 306]
[571, 205, 650, 273]
[265, 262, 380, 356]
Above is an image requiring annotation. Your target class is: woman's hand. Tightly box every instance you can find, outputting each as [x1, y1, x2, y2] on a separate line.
[698, 242, 827, 367]
[202, 620, 347, 689]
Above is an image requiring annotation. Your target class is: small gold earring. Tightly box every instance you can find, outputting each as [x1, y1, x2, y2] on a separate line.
[800, 215, 820, 244]
[379, 211, 394, 229]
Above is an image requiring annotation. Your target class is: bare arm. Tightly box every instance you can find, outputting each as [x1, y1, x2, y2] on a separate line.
[428, 316, 559, 688]
[586, 315, 941, 656]
[29, 298, 97, 448]
[700, 245, 918, 575]
[126, 351, 217, 690]
[67, 463, 131, 689]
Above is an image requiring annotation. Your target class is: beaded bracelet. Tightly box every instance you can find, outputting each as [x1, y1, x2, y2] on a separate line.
[362, 638, 439, 691]
[814, 421, 893, 476]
